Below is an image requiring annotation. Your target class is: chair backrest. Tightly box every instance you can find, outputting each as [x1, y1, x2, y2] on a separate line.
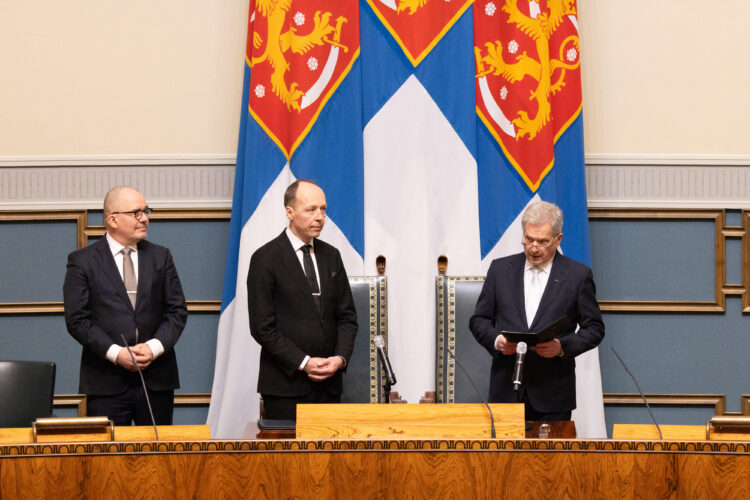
[0, 360, 56, 427]
[342, 276, 388, 404]
[435, 276, 491, 404]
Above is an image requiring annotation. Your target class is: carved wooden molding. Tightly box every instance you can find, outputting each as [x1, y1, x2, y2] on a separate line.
[590, 209, 728, 312]
[3, 437, 750, 457]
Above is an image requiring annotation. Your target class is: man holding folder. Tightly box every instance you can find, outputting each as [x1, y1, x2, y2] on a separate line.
[470, 201, 604, 421]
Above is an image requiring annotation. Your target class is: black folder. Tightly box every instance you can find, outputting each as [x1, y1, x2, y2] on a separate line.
[500, 315, 573, 346]
[257, 419, 296, 430]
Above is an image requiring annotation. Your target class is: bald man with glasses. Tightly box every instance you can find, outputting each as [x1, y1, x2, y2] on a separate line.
[470, 201, 604, 422]
[63, 186, 187, 425]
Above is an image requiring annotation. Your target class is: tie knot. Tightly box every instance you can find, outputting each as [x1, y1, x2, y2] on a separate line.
[121, 247, 133, 256]
[301, 244, 312, 254]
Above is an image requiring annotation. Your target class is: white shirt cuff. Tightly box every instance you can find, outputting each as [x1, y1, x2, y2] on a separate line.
[146, 339, 165, 359]
[299, 355, 310, 370]
[106, 344, 123, 365]
[494, 335, 503, 351]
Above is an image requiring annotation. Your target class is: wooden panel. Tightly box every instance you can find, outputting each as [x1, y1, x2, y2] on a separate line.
[296, 403, 525, 439]
[612, 424, 706, 441]
[0, 425, 209, 444]
[2, 443, 750, 499]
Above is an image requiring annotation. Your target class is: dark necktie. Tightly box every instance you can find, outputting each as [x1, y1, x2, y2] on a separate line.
[301, 244, 320, 308]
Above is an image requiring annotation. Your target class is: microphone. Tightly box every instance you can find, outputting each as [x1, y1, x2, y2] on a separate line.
[611, 347, 663, 440]
[445, 347, 496, 438]
[120, 334, 159, 440]
[512, 342, 528, 391]
[372, 335, 397, 386]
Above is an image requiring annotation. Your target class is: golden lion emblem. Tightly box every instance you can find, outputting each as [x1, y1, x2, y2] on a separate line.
[250, 0, 348, 112]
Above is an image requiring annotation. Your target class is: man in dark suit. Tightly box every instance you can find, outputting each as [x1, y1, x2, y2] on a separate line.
[247, 179, 358, 420]
[63, 186, 187, 425]
[470, 201, 604, 421]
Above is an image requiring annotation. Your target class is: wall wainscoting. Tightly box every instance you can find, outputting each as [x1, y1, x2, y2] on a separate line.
[2, 154, 749, 210]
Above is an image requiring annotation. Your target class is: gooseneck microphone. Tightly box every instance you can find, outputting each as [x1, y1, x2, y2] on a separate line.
[445, 347, 496, 439]
[512, 342, 528, 391]
[611, 347, 663, 440]
[372, 335, 397, 386]
[120, 334, 159, 440]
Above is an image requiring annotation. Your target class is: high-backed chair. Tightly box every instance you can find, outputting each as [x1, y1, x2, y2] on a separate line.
[435, 276, 491, 404]
[0, 360, 56, 427]
[341, 275, 389, 404]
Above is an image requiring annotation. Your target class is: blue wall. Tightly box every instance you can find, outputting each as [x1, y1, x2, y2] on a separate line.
[2, 208, 749, 435]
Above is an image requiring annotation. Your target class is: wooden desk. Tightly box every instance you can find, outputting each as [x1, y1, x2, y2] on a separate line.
[3, 434, 750, 498]
[245, 420, 576, 440]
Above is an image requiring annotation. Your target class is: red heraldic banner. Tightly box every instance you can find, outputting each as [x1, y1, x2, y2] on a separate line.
[247, 1, 360, 159]
[366, 0, 472, 66]
[474, 0, 582, 191]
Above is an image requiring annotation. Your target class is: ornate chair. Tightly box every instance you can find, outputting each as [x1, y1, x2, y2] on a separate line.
[341, 275, 390, 404]
[435, 276, 491, 404]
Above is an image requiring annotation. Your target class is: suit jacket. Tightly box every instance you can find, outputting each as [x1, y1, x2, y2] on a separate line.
[469, 252, 604, 412]
[247, 231, 358, 397]
[63, 237, 187, 395]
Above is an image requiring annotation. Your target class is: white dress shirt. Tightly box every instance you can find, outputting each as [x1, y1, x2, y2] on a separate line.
[104, 233, 165, 364]
[495, 257, 554, 351]
[284, 227, 346, 370]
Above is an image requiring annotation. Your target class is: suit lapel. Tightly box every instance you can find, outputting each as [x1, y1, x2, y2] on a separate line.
[314, 240, 329, 314]
[94, 237, 132, 308]
[531, 252, 565, 330]
[136, 241, 152, 311]
[510, 255, 529, 330]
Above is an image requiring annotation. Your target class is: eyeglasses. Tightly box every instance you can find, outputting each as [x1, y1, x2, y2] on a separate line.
[522, 234, 558, 249]
[111, 207, 153, 220]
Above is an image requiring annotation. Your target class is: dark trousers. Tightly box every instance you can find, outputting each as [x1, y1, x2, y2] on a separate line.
[88, 385, 174, 426]
[515, 386, 572, 422]
[523, 402, 571, 422]
[262, 389, 341, 420]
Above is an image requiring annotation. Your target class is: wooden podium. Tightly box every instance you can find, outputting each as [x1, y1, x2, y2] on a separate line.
[0, 422, 210, 444]
[296, 403, 525, 439]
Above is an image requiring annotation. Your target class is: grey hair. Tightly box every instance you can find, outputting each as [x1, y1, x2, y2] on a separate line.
[521, 201, 563, 235]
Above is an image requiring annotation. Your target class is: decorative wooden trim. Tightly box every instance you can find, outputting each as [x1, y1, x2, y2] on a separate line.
[0, 208, 230, 314]
[3, 437, 750, 457]
[185, 301, 221, 313]
[175, 393, 212, 406]
[743, 211, 750, 312]
[53, 394, 87, 416]
[54, 393, 212, 418]
[589, 209, 726, 312]
[0, 210, 87, 251]
[0, 302, 65, 314]
[603, 393, 727, 416]
[0, 301, 220, 315]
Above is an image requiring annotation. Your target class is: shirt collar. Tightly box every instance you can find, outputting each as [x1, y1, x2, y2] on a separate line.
[106, 232, 137, 256]
[524, 256, 554, 274]
[285, 227, 314, 252]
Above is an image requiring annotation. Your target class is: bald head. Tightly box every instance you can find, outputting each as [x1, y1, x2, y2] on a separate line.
[103, 186, 150, 245]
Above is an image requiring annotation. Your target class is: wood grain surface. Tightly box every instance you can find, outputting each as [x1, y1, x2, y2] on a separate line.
[296, 403, 525, 439]
[2, 445, 750, 499]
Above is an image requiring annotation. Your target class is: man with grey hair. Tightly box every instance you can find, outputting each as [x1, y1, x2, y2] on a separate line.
[470, 201, 604, 421]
